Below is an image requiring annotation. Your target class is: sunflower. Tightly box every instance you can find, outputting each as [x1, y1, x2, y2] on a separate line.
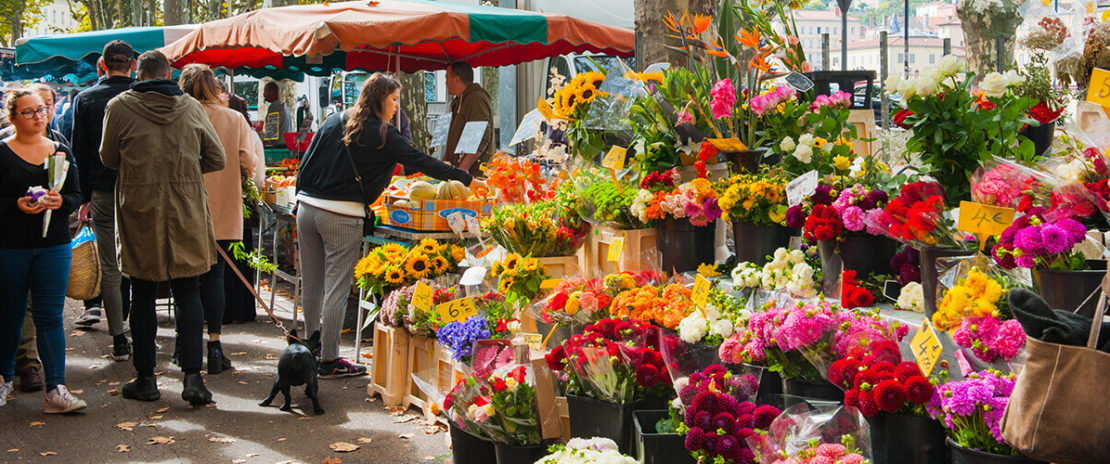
[520, 258, 539, 273]
[431, 256, 449, 274]
[503, 253, 522, 271]
[354, 256, 382, 279]
[576, 86, 598, 104]
[417, 238, 440, 255]
[491, 261, 503, 275]
[405, 254, 433, 280]
[384, 269, 405, 285]
[498, 277, 516, 294]
[379, 243, 408, 262]
[450, 245, 466, 263]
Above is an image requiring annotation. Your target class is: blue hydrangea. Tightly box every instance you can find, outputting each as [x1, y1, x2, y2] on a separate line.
[436, 316, 491, 361]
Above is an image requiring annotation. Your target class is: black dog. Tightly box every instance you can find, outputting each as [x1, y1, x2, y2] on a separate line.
[259, 330, 324, 415]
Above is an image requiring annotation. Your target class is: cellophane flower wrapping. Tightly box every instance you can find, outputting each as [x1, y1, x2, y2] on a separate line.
[865, 181, 971, 249]
[544, 318, 671, 404]
[930, 369, 1017, 455]
[730, 247, 822, 300]
[676, 364, 781, 464]
[661, 332, 763, 406]
[674, 288, 747, 346]
[797, 308, 909, 384]
[991, 206, 1096, 271]
[827, 344, 937, 418]
[534, 276, 613, 327]
[571, 166, 648, 230]
[536, 437, 637, 464]
[745, 401, 871, 464]
[631, 171, 723, 226]
[609, 283, 696, 330]
[444, 364, 542, 446]
[933, 258, 1030, 331]
[481, 198, 588, 258]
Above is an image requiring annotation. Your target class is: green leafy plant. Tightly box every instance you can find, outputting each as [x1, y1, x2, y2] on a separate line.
[229, 241, 276, 274]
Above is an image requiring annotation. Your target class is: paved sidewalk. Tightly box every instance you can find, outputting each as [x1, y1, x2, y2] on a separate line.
[0, 290, 451, 464]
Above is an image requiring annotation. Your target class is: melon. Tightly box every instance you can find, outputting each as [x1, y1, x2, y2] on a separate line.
[408, 181, 437, 200]
[436, 180, 468, 200]
[392, 199, 415, 209]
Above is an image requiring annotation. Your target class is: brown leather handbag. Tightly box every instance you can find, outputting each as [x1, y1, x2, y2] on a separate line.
[1000, 287, 1110, 464]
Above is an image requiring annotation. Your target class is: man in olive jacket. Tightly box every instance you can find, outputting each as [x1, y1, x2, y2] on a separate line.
[444, 62, 494, 176]
[100, 51, 226, 406]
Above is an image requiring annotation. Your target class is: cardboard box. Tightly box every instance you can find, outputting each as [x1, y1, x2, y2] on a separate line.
[381, 195, 492, 232]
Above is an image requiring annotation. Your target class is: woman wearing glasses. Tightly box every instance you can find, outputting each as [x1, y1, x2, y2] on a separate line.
[0, 88, 86, 413]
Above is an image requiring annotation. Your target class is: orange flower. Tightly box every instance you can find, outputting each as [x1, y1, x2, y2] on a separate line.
[663, 11, 688, 35]
[736, 28, 761, 50]
[751, 46, 774, 72]
[692, 13, 712, 35]
[704, 35, 730, 58]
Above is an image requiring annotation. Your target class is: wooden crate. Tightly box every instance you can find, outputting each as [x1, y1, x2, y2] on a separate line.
[537, 254, 584, 279]
[367, 322, 410, 407]
[586, 227, 659, 276]
[403, 335, 438, 413]
[555, 396, 571, 442]
[847, 109, 877, 157]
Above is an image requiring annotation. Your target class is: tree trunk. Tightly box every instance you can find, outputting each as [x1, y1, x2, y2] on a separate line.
[956, 0, 1022, 77]
[208, 0, 221, 20]
[164, 0, 182, 25]
[633, 0, 715, 69]
[399, 71, 429, 153]
[132, 0, 143, 26]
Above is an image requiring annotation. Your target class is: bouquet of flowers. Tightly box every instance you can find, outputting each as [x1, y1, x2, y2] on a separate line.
[730, 247, 821, 299]
[896, 282, 926, 313]
[778, 92, 860, 177]
[536, 437, 637, 464]
[716, 174, 789, 226]
[675, 364, 781, 464]
[437, 315, 498, 362]
[574, 169, 647, 229]
[482, 153, 560, 203]
[890, 246, 921, 286]
[764, 441, 870, 464]
[539, 277, 613, 326]
[785, 184, 890, 243]
[933, 267, 1009, 331]
[380, 280, 457, 331]
[828, 355, 936, 418]
[971, 159, 1040, 210]
[444, 365, 541, 445]
[355, 239, 465, 297]
[867, 181, 965, 248]
[991, 207, 1089, 270]
[602, 271, 666, 294]
[931, 370, 1018, 455]
[951, 315, 1027, 363]
[747, 402, 871, 464]
[545, 318, 671, 403]
[609, 283, 695, 330]
[632, 172, 722, 226]
[490, 253, 548, 303]
[839, 270, 874, 310]
[482, 200, 587, 258]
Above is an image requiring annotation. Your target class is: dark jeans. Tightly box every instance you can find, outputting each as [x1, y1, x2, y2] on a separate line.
[131, 277, 204, 377]
[0, 244, 71, 391]
[200, 240, 235, 335]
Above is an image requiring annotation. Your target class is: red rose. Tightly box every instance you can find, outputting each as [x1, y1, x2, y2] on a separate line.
[493, 378, 508, 392]
[893, 109, 914, 129]
[873, 379, 907, 413]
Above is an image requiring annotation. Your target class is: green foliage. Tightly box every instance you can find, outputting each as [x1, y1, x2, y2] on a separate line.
[229, 241, 277, 274]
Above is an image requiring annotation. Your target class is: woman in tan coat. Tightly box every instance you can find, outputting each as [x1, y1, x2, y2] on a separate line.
[178, 64, 259, 375]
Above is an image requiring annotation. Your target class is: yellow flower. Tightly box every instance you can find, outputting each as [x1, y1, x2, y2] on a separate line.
[565, 294, 580, 315]
[431, 256, 449, 273]
[833, 155, 851, 172]
[384, 269, 405, 285]
[380, 243, 407, 262]
[450, 245, 466, 262]
[697, 263, 720, 278]
[503, 253, 522, 271]
[521, 258, 539, 272]
[499, 277, 516, 294]
[491, 261, 503, 275]
[815, 137, 828, 148]
[417, 238, 440, 255]
[404, 254, 433, 280]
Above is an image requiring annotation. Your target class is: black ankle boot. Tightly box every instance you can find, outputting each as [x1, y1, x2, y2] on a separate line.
[170, 338, 181, 367]
[181, 372, 213, 406]
[121, 375, 160, 402]
[207, 341, 233, 374]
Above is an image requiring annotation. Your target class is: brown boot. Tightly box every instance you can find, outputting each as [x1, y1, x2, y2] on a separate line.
[17, 363, 44, 392]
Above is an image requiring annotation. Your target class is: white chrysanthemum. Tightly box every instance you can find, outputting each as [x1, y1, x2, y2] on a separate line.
[897, 282, 925, 312]
[710, 318, 734, 338]
[788, 249, 805, 264]
[678, 315, 709, 343]
[703, 303, 722, 322]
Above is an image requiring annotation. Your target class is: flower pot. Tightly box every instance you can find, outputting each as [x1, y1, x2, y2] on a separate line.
[782, 378, 843, 403]
[868, 413, 949, 464]
[947, 438, 1048, 464]
[493, 441, 549, 464]
[634, 410, 696, 464]
[653, 218, 717, 274]
[567, 395, 647, 455]
[919, 247, 977, 317]
[732, 221, 794, 265]
[756, 370, 784, 405]
[450, 421, 498, 464]
[1032, 260, 1107, 317]
[818, 235, 900, 293]
[1019, 121, 1055, 158]
[722, 147, 771, 174]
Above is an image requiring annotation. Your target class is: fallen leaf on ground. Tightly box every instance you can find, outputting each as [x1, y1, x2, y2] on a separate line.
[298, 416, 313, 421]
[356, 437, 373, 444]
[208, 437, 234, 443]
[70, 331, 84, 336]
[393, 415, 418, 423]
[107, 381, 120, 386]
[340, 328, 352, 334]
[70, 389, 83, 394]
[40, 451, 56, 456]
[361, 353, 372, 359]
[156, 407, 170, 413]
[387, 407, 405, 416]
[230, 352, 247, 356]
[238, 381, 249, 385]
[29, 421, 45, 427]
[115, 444, 130, 453]
[7, 448, 18, 452]
[108, 388, 120, 396]
[364, 397, 376, 403]
[147, 436, 175, 445]
[424, 424, 446, 434]
[423, 456, 435, 461]
[154, 371, 164, 376]
[149, 415, 163, 420]
[398, 434, 413, 439]
[232, 460, 247, 464]
[329, 442, 359, 453]
[115, 422, 138, 431]
[277, 438, 287, 442]
[247, 453, 260, 457]
[263, 354, 278, 360]
[322, 458, 344, 464]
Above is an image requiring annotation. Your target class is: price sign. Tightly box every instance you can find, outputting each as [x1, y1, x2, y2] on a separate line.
[436, 297, 479, 323]
[412, 281, 433, 312]
[957, 201, 1015, 249]
[466, 216, 482, 236]
[446, 212, 467, 235]
[602, 146, 627, 171]
[784, 72, 815, 93]
[608, 238, 624, 262]
[911, 319, 943, 375]
[540, 279, 562, 290]
[787, 170, 819, 206]
[520, 333, 544, 351]
[692, 274, 712, 308]
[455, 121, 489, 154]
[707, 137, 748, 151]
[1088, 68, 1110, 108]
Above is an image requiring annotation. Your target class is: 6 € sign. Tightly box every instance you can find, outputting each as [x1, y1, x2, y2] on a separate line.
[436, 297, 478, 323]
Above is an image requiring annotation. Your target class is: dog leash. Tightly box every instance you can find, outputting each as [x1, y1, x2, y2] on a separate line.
[216, 245, 305, 345]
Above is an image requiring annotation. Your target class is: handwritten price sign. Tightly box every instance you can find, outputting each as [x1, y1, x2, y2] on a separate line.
[691, 274, 712, 308]
[608, 238, 624, 262]
[1087, 68, 1110, 108]
[436, 297, 478, 323]
[911, 319, 943, 375]
[412, 281, 433, 312]
[957, 201, 1014, 249]
[602, 146, 627, 172]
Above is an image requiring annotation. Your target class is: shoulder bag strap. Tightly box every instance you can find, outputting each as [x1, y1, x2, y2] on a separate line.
[340, 113, 374, 217]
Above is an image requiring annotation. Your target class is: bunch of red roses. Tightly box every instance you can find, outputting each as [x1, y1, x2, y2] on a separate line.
[678, 364, 780, 464]
[545, 318, 671, 403]
[870, 181, 948, 247]
[828, 348, 935, 418]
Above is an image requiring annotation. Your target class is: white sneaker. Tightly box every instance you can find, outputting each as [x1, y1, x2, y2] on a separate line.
[74, 308, 102, 326]
[0, 377, 12, 407]
[44, 385, 87, 414]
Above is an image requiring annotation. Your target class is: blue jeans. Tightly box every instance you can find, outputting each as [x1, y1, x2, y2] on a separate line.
[0, 244, 71, 392]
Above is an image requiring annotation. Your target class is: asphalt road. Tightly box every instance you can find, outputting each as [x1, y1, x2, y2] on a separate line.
[0, 289, 451, 464]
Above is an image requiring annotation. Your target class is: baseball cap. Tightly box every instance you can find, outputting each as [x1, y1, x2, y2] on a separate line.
[102, 40, 135, 64]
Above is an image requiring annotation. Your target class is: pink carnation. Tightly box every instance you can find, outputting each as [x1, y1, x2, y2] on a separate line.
[710, 78, 736, 119]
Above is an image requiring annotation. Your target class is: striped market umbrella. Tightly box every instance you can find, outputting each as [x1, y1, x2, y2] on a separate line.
[158, 0, 634, 75]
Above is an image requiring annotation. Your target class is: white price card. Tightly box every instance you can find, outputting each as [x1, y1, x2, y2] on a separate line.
[786, 170, 819, 206]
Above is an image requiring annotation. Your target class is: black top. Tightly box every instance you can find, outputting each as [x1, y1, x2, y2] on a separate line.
[296, 113, 472, 205]
[0, 142, 82, 248]
[72, 74, 135, 202]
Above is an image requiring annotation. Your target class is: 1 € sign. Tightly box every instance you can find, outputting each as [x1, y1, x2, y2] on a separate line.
[436, 297, 478, 323]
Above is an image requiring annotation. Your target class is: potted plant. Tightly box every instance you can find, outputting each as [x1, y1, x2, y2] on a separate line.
[632, 171, 722, 272]
[934, 370, 1048, 464]
[717, 173, 792, 265]
[1012, 54, 1067, 157]
[671, 364, 780, 464]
